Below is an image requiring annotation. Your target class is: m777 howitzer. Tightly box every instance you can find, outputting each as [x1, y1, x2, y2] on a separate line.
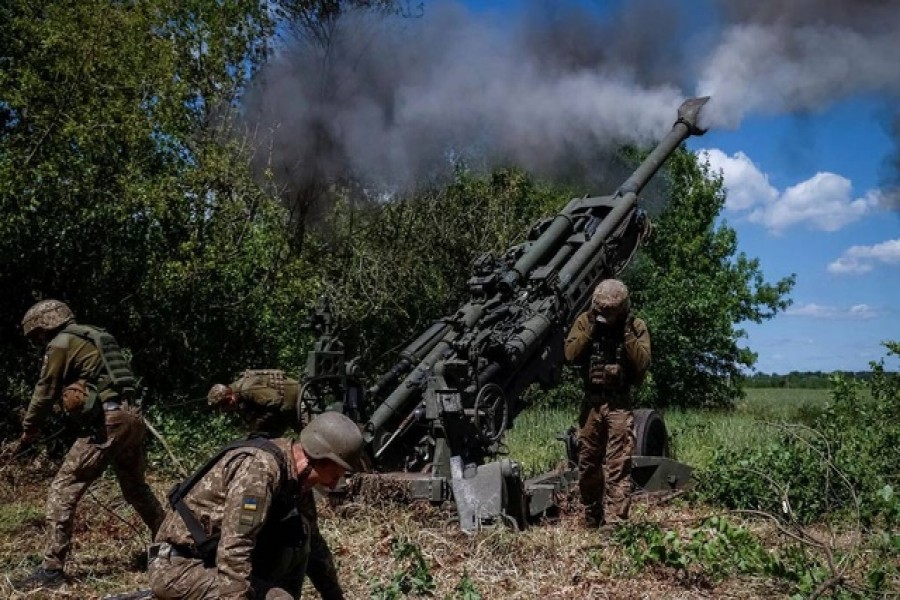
[306, 97, 709, 531]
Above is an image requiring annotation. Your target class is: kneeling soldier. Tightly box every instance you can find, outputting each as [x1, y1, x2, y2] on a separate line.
[148, 412, 365, 599]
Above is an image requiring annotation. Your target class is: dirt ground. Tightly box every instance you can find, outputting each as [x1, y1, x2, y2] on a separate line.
[0, 458, 854, 600]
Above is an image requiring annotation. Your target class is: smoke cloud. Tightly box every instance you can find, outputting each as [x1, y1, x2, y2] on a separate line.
[243, 0, 900, 202]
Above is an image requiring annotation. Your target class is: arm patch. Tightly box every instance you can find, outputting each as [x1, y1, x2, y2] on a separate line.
[238, 495, 262, 533]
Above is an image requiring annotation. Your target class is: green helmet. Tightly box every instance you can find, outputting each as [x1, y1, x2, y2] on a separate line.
[591, 279, 630, 323]
[22, 299, 74, 338]
[300, 411, 367, 472]
[207, 383, 231, 406]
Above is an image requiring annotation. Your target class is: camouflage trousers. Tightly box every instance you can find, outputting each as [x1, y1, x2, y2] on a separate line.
[42, 403, 164, 570]
[577, 394, 635, 526]
[148, 555, 301, 599]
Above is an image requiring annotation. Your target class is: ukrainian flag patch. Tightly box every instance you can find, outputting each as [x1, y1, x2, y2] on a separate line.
[238, 495, 261, 533]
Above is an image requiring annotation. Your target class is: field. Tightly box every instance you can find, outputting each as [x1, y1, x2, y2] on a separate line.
[1, 387, 893, 599]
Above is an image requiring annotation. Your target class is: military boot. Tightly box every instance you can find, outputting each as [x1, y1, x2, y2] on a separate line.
[14, 566, 65, 590]
[583, 502, 605, 529]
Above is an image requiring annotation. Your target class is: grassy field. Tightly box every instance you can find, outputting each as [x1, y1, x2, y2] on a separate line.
[505, 387, 832, 475]
[4, 386, 890, 599]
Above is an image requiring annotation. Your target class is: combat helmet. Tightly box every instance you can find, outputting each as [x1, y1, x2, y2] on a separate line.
[300, 412, 367, 472]
[591, 279, 630, 323]
[22, 299, 74, 338]
[207, 383, 231, 407]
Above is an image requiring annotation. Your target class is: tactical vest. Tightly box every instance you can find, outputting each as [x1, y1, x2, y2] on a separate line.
[167, 438, 310, 579]
[242, 369, 287, 400]
[63, 324, 136, 399]
[587, 318, 636, 395]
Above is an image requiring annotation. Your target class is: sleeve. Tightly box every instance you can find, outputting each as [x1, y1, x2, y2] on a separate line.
[301, 492, 344, 600]
[564, 312, 594, 364]
[22, 344, 68, 432]
[216, 453, 281, 600]
[623, 317, 651, 383]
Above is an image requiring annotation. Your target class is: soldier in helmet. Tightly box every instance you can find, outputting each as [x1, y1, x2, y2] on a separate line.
[207, 369, 304, 438]
[148, 411, 366, 600]
[12, 300, 164, 590]
[564, 279, 651, 528]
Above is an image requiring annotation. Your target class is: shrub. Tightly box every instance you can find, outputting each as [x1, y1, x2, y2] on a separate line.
[697, 341, 899, 526]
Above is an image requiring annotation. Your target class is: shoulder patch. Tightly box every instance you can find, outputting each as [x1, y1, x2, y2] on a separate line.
[238, 495, 262, 533]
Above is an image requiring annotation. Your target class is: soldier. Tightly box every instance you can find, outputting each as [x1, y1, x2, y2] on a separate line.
[12, 300, 164, 589]
[148, 411, 365, 600]
[206, 369, 303, 438]
[564, 279, 651, 528]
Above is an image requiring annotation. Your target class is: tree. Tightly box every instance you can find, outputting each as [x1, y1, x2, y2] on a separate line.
[627, 147, 795, 408]
[0, 0, 313, 432]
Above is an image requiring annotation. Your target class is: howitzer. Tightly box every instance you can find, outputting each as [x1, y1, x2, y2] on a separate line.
[322, 98, 709, 529]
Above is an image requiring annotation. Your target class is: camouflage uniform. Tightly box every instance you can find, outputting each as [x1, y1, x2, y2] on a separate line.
[211, 370, 303, 437]
[148, 438, 344, 600]
[564, 283, 651, 526]
[24, 321, 164, 570]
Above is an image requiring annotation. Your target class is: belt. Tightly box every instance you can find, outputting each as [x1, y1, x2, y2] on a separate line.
[149, 542, 199, 561]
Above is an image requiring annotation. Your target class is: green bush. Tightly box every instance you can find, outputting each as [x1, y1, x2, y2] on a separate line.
[697, 342, 900, 526]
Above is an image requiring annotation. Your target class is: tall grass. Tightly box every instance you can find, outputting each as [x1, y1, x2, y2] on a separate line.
[504, 388, 831, 475]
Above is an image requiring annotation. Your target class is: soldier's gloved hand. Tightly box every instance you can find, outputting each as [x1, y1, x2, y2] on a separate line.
[1, 427, 39, 461]
[603, 364, 623, 387]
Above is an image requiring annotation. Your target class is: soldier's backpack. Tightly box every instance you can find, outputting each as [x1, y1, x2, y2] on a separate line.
[62, 324, 136, 399]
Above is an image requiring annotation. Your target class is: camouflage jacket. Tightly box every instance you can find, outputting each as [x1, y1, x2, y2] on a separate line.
[230, 370, 301, 436]
[564, 311, 651, 400]
[154, 438, 342, 600]
[23, 323, 126, 432]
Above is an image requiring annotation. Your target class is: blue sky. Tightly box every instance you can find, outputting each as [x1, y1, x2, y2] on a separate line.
[691, 98, 898, 373]
[457, 0, 900, 373]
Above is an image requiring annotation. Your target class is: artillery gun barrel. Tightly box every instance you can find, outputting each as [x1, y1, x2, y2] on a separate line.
[368, 320, 451, 398]
[559, 97, 708, 298]
[499, 211, 576, 293]
[365, 303, 486, 446]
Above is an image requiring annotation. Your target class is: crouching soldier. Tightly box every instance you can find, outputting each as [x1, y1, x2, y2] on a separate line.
[148, 412, 366, 599]
[12, 300, 164, 590]
[207, 369, 305, 438]
[564, 279, 651, 528]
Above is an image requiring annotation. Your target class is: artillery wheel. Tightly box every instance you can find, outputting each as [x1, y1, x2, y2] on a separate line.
[632, 408, 668, 457]
[298, 377, 341, 428]
[473, 383, 508, 443]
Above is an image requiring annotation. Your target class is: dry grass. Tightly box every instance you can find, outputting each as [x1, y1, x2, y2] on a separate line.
[1, 458, 813, 600]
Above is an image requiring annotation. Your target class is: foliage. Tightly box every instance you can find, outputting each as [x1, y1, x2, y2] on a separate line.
[698, 342, 900, 526]
[143, 403, 243, 474]
[0, 0, 319, 431]
[611, 517, 795, 581]
[628, 148, 795, 409]
[449, 571, 482, 600]
[371, 536, 436, 599]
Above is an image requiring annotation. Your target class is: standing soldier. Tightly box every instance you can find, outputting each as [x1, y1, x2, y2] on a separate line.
[206, 369, 304, 438]
[564, 280, 651, 528]
[148, 412, 365, 600]
[12, 299, 164, 589]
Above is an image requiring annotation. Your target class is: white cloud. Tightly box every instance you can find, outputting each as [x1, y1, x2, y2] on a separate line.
[701, 149, 777, 211]
[827, 239, 900, 275]
[786, 302, 880, 320]
[698, 149, 881, 233]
